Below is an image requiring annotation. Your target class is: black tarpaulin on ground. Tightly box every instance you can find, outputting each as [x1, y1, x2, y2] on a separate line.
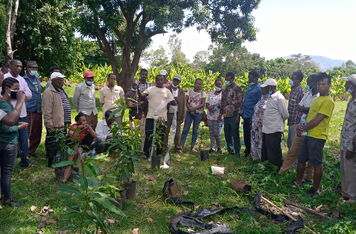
[164, 179, 304, 234]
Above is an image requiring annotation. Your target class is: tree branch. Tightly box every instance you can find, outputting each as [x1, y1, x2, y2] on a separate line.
[133, 10, 143, 26]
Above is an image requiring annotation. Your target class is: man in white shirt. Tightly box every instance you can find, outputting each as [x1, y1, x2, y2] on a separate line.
[140, 75, 174, 159]
[261, 78, 289, 168]
[4, 59, 33, 168]
[72, 70, 98, 129]
[99, 73, 125, 117]
[94, 110, 115, 153]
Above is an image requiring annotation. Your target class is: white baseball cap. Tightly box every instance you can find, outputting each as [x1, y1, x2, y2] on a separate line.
[260, 78, 278, 88]
[159, 70, 168, 76]
[341, 74, 356, 85]
[50, 72, 66, 80]
[173, 74, 181, 81]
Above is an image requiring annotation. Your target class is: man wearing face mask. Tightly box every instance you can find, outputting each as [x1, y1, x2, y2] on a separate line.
[221, 72, 243, 157]
[340, 74, 356, 203]
[163, 74, 185, 152]
[4, 59, 33, 168]
[242, 69, 261, 157]
[261, 78, 289, 168]
[287, 71, 304, 149]
[73, 70, 98, 129]
[23, 61, 42, 157]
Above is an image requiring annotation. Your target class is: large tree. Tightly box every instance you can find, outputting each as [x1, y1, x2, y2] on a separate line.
[76, 0, 261, 91]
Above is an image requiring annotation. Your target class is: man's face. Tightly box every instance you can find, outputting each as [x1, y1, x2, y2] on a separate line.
[317, 78, 330, 95]
[52, 78, 64, 88]
[172, 79, 180, 86]
[140, 71, 148, 81]
[27, 67, 38, 74]
[107, 75, 116, 87]
[248, 73, 257, 83]
[345, 81, 353, 92]
[215, 79, 222, 88]
[155, 76, 164, 87]
[85, 76, 94, 82]
[10, 61, 23, 76]
[225, 75, 233, 83]
[291, 74, 301, 86]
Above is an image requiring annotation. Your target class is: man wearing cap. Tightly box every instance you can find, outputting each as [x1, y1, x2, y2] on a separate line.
[73, 70, 98, 129]
[99, 73, 125, 120]
[43, 72, 71, 167]
[23, 61, 43, 157]
[340, 74, 356, 202]
[160, 70, 171, 88]
[4, 59, 33, 168]
[261, 78, 289, 168]
[163, 74, 185, 152]
[138, 68, 151, 148]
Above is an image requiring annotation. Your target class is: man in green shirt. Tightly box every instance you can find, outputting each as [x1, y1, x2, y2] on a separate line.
[294, 73, 335, 196]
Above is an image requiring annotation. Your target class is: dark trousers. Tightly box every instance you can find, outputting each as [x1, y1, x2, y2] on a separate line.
[224, 115, 240, 156]
[45, 128, 65, 167]
[143, 119, 166, 157]
[27, 112, 43, 155]
[262, 132, 283, 167]
[18, 117, 30, 167]
[0, 142, 17, 200]
[243, 118, 252, 156]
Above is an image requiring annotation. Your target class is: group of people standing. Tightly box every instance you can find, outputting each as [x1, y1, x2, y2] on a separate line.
[0, 58, 355, 207]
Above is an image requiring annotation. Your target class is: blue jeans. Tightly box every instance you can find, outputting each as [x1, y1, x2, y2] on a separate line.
[224, 115, 240, 156]
[19, 117, 30, 167]
[0, 142, 17, 200]
[181, 112, 202, 149]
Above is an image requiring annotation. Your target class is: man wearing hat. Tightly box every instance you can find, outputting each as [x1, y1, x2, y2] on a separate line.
[24, 61, 42, 157]
[4, 59, 33, 168]
[261, 78, 289, 168]
[340, 74, 356, 202]
[160, 69, 171, 88]
[72, 70, 98, 129]
[163, 74, 185, 152]
[43, 72, 71, 167]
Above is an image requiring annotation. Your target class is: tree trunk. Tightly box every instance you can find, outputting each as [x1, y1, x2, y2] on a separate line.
[5, 0, 19, 61]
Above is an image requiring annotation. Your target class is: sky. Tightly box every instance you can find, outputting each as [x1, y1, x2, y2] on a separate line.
[149, 0, 356, 62]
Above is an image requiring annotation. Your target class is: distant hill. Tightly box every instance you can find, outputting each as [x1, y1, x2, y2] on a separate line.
[284, 55, 346, 71]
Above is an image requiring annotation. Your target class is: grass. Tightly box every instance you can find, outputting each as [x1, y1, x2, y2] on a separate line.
[0, 86, 355, 233]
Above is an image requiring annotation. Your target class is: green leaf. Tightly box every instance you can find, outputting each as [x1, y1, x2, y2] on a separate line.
[52, 160, 76, 168]
[93, 197, 126, 217]
[59, 184, 81, 194]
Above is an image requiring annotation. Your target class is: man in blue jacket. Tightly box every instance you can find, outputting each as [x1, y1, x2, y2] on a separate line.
[242, 70, 261, 157]
[24, 61, 42, 157]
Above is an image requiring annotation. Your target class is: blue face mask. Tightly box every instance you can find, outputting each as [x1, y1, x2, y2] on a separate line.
[86, 81, 94, 86]
[305, 85, 311, 92]
[172, 83, 179, 88]
[225, 80, 231, 86]
[131, 88, 137, 92]
[268, 90, 273, 95]
[347, 88, 353, 94]
[249, 82, 255, 86]
[289, 80, 294, 86]
[215, 86, 222, 92]
[30, 70, 38, 76]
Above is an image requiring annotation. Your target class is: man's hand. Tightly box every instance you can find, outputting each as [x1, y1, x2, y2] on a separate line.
[345, 150, 355, 160]
[18, 122, 29, 130]
[17, 91, 26, 102]
[169, 100, 177, 105]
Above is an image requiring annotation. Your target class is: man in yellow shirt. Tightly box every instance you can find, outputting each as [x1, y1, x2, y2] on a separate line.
[294, 73, 335, 196]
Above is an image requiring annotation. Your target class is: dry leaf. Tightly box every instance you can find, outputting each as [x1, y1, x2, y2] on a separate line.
[183, 191, 189, 196]
[38, 206, 50, 216]
[146, 217, 153, 223]
[131, 228, 140, 234]
[194, 205, 201, 210]
[0, 205, 3, 210]
[30, 205, 37, 212]
[106, 218, 116, 224]
[315, 205, 323, 212]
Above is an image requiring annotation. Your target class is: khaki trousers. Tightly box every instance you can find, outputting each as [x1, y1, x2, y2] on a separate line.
[279, 135, 313, 181]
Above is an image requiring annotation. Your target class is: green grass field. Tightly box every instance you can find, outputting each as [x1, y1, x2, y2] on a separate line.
[0, 86, 355, 233]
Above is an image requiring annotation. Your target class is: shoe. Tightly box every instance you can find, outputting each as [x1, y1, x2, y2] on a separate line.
[291, 180, 302, 187]
[306, 187, 319, 196]
[302, 180, 312, 185]
[209, 148, 215, 153]
[3, 200, 23, 207]
[191, 148, 198, 153]
[21, 163, 35, 169]
[217, 148, 222, 154]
